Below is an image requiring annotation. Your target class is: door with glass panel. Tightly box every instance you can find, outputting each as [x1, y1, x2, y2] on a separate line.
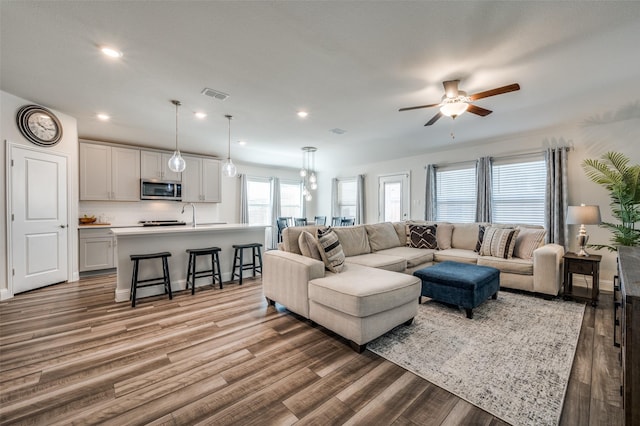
[378, 173, 410, 222]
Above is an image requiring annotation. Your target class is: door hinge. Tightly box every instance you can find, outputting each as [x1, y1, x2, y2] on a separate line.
[11, 213, 14, 221]
[12, 268, 15, 276]
[11, 159, 14, 166]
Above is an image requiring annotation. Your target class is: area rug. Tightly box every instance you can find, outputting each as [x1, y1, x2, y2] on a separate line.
[367, 291, 585, 426]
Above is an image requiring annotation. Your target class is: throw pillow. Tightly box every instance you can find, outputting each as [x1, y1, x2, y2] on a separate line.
[513, 227, 546, 259]
[366, 222, 403, 251]
[475, 225, 487, 252]
[435, 222, 453, 250]
[316, 227, 345, 273]
[298, 231, 322, 261]
[479, 227, 520, 259]
[406, 224, 438, 249]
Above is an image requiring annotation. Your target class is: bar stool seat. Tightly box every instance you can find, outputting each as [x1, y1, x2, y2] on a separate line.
[186, 247, 223, 294]
[130, 252, 172, 307]
[232, 243, 263, 285]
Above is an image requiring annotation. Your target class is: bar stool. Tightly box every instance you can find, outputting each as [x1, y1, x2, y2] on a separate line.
[130, 252, 172, 308]
[186, 247, 223, 294]
[231, 243, 263, 285]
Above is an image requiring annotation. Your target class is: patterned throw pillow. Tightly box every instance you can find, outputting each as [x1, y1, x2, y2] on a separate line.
[316, 227, 345, 273]
[513, 227, 546, 259]
[479, 227, 520, 259]
[406, 224, 438, 249]
[475, 225, 487, 252]
[298, 231, 322, 261]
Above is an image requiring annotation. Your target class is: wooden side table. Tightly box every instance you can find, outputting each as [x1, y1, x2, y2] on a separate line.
[563, 252, 602, 306]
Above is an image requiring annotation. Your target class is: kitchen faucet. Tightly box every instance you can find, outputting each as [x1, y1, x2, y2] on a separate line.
[181, 203, 197, 227]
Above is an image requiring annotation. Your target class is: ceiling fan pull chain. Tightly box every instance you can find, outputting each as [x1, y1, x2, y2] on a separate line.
[450, 120, 456, 140]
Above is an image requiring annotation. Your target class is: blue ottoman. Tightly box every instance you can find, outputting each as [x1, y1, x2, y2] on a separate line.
[413, 261, 500, 319]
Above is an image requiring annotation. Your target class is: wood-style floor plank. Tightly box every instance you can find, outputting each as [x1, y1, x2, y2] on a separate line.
[0, 274, 623, 425]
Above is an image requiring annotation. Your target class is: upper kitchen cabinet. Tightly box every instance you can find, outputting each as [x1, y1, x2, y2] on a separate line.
[80, 142, 140, 201]
[182, 155, 221, 203]
[140, 150, 182, 182]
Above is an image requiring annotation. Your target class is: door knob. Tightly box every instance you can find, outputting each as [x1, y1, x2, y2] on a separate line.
[60, 224, 67, 228]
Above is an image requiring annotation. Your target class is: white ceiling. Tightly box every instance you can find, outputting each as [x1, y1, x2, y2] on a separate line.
[2, 1, 640, 171]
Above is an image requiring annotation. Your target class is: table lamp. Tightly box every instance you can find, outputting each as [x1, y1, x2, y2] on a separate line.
[566, 204, 601, 256]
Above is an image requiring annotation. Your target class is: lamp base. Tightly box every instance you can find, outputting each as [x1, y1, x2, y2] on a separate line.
[576, 233, 589, 256]
[576, 247, 590, 257]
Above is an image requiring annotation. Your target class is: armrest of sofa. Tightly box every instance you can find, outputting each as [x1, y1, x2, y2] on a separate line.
[532, 243, 565, 296]
[263, 250, 325, 318]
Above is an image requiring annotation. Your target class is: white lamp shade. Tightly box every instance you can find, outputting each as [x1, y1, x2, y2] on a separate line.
[566, 205, 601, 225]
[440, 101, 468, 117]
[222, 159, 237, 177]
[168, 151, 186, 173]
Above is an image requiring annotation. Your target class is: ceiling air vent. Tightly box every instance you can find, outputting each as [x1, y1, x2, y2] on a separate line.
[330, 128, 346, 135]
[201, 88, 229, 101]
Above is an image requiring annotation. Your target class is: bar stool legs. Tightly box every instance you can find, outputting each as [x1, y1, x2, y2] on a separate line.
[232, 243, 263, 285]
[130, 252, 173, 308]
[186, 247, 223, 294]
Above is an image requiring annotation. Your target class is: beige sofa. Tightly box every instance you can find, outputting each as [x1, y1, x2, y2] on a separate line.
[263, 221, 564, 351]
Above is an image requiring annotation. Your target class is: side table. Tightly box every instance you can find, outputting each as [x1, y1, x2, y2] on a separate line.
[563, 252, 602, 306]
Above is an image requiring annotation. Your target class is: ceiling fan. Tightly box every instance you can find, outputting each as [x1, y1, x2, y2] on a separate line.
[399, 80, 520, 126]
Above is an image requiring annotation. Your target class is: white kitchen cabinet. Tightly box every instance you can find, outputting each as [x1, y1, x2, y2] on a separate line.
[79, 228, 116, 272]
[140, 150, 182, 181]
[182, 155, 221, 203]
[80, 143, 140, 201]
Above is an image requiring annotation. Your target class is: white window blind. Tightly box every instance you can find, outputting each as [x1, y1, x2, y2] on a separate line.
[436, 166, 476, 223]
[280, 180, 303, 218]
[491, 157, 546, 226]
[247, 177, 272, 225]
[338, 179, 357, 217]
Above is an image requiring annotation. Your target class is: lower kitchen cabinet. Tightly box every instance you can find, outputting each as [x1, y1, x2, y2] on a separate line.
[79, 228, 116, 272]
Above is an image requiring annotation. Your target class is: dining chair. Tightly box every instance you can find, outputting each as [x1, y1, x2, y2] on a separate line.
[314, 216, 326, 226]
[341, 217, 355, 226]
[294, 218, 308, 226]
[331, 216, 342, 226]
[276, 217, 289, 242]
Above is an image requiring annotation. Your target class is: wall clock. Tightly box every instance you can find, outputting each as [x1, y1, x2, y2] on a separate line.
[16, 104, 63, 147]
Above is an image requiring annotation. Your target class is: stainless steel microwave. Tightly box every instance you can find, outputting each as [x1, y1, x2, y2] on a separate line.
[140, 179, 182, 201]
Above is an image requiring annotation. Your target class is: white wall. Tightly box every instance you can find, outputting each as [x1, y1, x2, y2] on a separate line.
[1, 90, 80, 299]
[316, 110, 640, 290]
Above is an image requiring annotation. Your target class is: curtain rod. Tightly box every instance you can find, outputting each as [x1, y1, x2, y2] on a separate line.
[424, 146, 571, 169]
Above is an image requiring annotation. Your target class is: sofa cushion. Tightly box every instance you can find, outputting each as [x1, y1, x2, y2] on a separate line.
[451, 223, 480, 251]
[317, 227, 346, 273]
[308, 263, 420, 317]
[298, 231, 322, 261]
[393, 222, 407, 245]
[345, 253, 406, 272]
[479, 227, 520, 259]
[282, 225, 322, 255]
[376, 246, 435, 268]
[332, 225, 371, 257]
[406, 224, 438, 249]
[366, 222, 402, 251]
[477, 256, 533, 275]
[433, 248, 479, 264]
[513, 227, 546, 259]
[436, 222, 454, 250]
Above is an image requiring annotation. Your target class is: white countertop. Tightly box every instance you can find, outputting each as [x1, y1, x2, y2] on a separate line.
[110, 223, 269, 237]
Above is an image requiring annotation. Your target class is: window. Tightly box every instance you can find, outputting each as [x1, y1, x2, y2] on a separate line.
[492, 157, 546, 226]
[247, 177, 271, 225]
[337, 178, 357, 218]
[280, 180, 303, 218]
[435, 165, 476, 222]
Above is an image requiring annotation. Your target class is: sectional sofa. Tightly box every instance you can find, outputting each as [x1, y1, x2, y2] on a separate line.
[263, 221, 564, 351]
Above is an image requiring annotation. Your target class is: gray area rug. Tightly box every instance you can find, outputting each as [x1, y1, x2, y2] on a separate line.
[367, 291, 585, 426]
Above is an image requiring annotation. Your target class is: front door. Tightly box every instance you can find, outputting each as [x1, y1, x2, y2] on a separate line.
[10, 146, 68, 294]
[379, 173, 410, 222]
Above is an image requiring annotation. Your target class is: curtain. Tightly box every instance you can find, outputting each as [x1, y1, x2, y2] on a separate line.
[545, 147, 569, 245]
[239, 174, 249, 224]
[269, 177, 281, 249]
[475, 156, 492, 222]
[355, 174, 365, 225]
[425, 164, 437, 221]
[331, 178, 339, 219]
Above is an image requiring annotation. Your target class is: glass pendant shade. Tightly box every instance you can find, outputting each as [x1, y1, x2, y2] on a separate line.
[222, 159, 237, 177]
[168, 100, 186, 173]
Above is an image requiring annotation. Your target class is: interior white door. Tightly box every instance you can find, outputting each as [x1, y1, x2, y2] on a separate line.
[379, 173, 410, 222]
[11, 146, 68, 294]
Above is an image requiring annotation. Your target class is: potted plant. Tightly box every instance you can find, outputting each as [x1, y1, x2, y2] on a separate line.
[582, 151, 640, 251]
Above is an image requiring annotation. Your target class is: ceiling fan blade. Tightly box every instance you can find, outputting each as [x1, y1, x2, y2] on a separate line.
[425, 112, 443, 126]
[399, 103, 440, 112]
[467, 104, 493, 116]
[468, 83, 520, 101]
[443, 80, 460, 98]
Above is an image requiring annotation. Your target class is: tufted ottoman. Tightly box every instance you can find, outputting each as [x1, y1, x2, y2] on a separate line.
[413, 261, 500, 319]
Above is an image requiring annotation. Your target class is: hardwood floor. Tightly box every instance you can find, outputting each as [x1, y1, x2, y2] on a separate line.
[0, 274, 622, 425]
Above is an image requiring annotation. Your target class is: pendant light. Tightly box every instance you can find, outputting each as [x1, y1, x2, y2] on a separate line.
[222, 114, 237, 177]
[168, 100, 186, 173]
[301, 146, 317, 201]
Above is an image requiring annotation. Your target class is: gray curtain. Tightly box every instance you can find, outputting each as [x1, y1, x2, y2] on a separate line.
[269, 177, 281, 249]
[475, 156, 492, 222]
[239, 174, 249, 224]
[425, 164, 437, 221]
[355, 174, 365, 225]
[331, 177, 339, 219]
[545, 147, 569, 245]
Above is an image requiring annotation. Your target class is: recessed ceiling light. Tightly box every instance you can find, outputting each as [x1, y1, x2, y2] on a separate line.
[297, 111, 309, 118]
[194, 112, 207, 119]
[97, 113, 110, 121]
[100, 46, 123, 58]
[237, 140, 247, 146]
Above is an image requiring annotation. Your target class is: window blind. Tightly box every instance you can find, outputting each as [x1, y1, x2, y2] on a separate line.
[492, 158, 546, 225]
[436, 167, 476, 223]
[247, 177, 272, 225]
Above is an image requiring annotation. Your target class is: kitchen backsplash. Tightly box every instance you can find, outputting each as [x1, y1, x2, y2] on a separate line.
[79, 200, 222, 226]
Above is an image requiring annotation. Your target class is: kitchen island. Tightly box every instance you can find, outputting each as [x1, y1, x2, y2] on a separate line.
[110, 224, 269, 302]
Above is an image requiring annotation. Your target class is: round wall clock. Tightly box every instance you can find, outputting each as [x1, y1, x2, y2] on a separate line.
[16, 104, 63, 147]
